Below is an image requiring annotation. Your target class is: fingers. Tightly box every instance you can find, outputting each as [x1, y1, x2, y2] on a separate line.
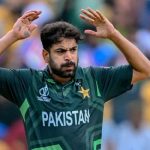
[79, 14, 94, 24]
[96, 10, 105, 22]
[80, 8, 105, 24]
[22, 10, 41, 19]
[81, 9, 96, 20]
[21, 10, 41, 22]
[87, 8, 101, 20]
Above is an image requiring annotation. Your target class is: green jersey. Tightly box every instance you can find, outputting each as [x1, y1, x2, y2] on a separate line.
[0, 65, 132, 150]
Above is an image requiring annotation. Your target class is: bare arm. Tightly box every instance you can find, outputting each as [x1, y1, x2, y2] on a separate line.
[0, 31, 18, 54]
[0, 10, 41, 54]
[80, 8, 150, 84]
[110, 30, 150, 84]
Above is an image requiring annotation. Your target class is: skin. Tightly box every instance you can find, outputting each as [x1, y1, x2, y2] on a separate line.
[0, 9, 149, 150]
[79, 8, 150, 84]
[0, 10, 41, 54]
[42, 38, 78, 83]
[0, 8, 150, 84]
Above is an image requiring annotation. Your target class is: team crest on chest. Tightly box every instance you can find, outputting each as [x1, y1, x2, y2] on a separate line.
[78, 86, 90, 99]
[37, 84, 51, 102]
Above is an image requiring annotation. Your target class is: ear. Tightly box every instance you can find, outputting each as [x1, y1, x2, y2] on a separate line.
[42, 49, 49, 63]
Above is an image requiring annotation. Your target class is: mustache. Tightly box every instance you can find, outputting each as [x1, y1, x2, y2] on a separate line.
[61, 61, 75, 67]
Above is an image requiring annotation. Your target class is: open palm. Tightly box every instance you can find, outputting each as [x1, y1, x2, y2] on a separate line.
[80, 8, 115, 39]
[12, 10, 41, 40]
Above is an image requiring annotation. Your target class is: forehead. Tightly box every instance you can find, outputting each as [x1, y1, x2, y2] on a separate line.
[51, 38, 77, 49]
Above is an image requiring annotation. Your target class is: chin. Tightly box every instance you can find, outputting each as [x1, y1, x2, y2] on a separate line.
[63, 72, 74, 78]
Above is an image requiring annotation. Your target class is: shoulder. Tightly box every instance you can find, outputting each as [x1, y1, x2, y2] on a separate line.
[77, 66, 105, 74]
[10, 68, 45, 81]
[77, 65, 132, 80]
[78, 66, 112, 76]
[76, 66, 111, 78]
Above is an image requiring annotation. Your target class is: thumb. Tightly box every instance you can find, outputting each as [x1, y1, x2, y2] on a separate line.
[29, 24, 38, 32]
[84, 30, 99, 37]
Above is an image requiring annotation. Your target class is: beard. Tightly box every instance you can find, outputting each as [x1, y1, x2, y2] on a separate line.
[49, 59, 77, 78]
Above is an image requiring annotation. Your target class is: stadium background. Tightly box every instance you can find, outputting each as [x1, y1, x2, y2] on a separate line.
[0, 0, 150, 149]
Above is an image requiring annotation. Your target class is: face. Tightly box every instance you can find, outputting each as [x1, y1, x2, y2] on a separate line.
[44, 38, 78, 78]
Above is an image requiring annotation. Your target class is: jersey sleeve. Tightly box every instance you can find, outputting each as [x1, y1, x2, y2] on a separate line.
[0, 68, 32, 106]
[92, 65, 133, 102]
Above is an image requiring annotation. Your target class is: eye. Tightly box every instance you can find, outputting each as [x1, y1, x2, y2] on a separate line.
[56, 48, 66, 54]
[70, 47, 77, 53]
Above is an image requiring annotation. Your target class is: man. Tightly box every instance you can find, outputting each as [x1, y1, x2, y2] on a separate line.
[0, 8, 150, 150]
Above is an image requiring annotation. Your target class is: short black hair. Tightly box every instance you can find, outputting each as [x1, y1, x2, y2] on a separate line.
[40, 21, 83, 51]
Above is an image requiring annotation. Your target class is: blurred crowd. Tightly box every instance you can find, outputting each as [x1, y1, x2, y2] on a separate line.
[0, 0, 150, 149]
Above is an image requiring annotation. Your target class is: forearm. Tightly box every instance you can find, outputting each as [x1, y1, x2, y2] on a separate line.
[110, 29, 150, 74]
[0, 30, 18, 54]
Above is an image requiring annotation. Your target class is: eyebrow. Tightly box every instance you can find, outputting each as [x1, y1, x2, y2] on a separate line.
[55, 46, 78, 51]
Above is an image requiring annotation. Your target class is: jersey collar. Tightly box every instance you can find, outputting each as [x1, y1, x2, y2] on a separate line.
[43, 65, 83, 85]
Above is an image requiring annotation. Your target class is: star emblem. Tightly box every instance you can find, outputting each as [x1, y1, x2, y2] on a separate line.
[78, 87, 90, 99]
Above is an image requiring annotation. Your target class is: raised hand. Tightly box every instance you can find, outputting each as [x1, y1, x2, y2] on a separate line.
[80, 8, 115, 39]
[11, 10, 41, 40]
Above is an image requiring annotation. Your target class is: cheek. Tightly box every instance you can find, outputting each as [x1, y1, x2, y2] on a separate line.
[49, 55, 62, 68]
[73, 54, 78, 64]
[54, 56, 64, 65]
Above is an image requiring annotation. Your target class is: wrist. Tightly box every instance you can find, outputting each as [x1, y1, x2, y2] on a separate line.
[7, 30, 20, 42]
[109, 29, 120, 41]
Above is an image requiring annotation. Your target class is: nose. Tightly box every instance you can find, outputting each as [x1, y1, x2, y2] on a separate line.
[64, 51, 72, 61]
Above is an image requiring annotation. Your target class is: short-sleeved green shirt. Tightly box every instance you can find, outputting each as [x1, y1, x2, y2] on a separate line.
[0, 65, 132, 150]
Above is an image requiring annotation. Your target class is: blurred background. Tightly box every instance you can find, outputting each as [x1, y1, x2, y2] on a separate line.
[0, 0, 150, 149]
